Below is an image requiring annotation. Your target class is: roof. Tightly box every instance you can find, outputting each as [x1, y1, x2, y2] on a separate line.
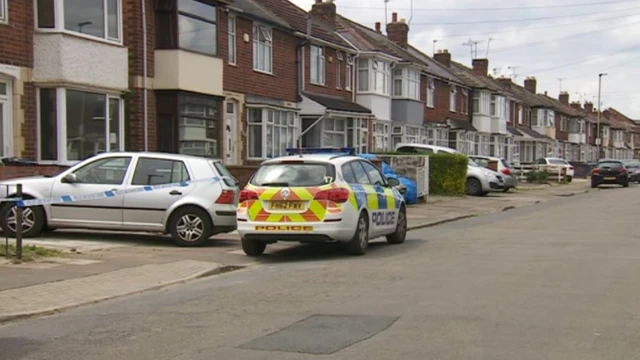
[448, 61, 505, 93]
[447, 118, 477, 132]
[516, 125, 553, 141]
[230, 0, 292, 29]
[538, 95, 582, 117]
[256, 0, 352, 48]
[406, 46, 467, 85]
[507, 126, 523, 136]
[303, 91, 372, 114]
[495, 79, 551, 108]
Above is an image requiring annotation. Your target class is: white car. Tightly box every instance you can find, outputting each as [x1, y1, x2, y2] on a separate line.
[533, 158, 575, 182]
[0, 152, 239, 246]
[236, 148, 407, 256]
[394, 143, 505, 196]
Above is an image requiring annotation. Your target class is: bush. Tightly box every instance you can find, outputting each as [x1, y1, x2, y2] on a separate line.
[428, 153, 468, 196]
[526, 170, 549, 183]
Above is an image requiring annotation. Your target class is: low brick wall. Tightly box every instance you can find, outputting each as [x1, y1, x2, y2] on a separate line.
[227, 165, 258, 188]
[0, 165, 68, 181]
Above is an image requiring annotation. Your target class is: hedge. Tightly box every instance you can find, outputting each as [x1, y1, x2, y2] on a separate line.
[373, 152, 468, 196]
[428, 153, 468, 195]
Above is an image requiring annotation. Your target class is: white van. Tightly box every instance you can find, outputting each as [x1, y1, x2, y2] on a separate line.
[394, 143, 505, 196]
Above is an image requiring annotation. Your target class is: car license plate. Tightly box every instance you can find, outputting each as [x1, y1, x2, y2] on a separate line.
[604, 176, 616, 180]
[269, 201, 304, 210]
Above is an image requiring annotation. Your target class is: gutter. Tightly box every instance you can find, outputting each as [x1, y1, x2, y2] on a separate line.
[293, 31, 357, 54]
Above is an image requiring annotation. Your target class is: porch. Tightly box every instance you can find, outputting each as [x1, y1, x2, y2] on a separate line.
[514, 126, 553, 163]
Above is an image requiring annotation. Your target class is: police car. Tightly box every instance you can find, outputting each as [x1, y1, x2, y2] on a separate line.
[236, 147, 407, 256]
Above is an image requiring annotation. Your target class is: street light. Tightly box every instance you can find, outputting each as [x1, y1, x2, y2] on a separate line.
[597, 73, 608, 159]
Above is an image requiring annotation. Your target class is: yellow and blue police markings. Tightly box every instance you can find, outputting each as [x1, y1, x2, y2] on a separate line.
[347, 183, 403, 227]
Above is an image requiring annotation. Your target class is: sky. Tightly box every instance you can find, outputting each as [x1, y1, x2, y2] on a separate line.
[291, 0, 640, 119]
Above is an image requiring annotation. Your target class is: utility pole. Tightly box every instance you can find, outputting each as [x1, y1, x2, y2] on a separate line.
[597, 73, 608, 159]
[557, 78, 566, 92]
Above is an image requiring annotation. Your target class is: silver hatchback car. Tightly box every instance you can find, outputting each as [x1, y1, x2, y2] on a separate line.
[0, 152, 239, 246]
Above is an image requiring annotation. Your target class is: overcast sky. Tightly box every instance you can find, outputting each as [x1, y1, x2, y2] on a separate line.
[292, 0, 640, 119]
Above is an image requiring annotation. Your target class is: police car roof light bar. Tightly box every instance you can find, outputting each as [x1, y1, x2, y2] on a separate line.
[286, 147, 356, 156]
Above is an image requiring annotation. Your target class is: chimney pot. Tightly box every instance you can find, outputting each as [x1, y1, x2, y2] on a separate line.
[392, 12, 398, 22]
[386, 12, 409, 47]
[375, 22, 381, 32]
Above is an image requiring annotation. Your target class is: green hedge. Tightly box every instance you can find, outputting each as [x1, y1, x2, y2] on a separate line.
[428, 153, 468, 195]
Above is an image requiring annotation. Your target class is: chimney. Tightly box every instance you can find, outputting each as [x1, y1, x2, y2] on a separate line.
[559, 91, 569, 105]
[386, 12, 409, 48]
[584, 102, 594, 113]
[310, 0, 336, 31]
[374, 22, 381, 33]
[570, 101, 582, 110]
[472, 59, 489, 77]
[434, 49, 451, 68]
[496, 77, 512, 89]
[524, 76, 537, 94]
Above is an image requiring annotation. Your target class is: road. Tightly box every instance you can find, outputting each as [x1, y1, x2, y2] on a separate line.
[1, 186, 639, 360]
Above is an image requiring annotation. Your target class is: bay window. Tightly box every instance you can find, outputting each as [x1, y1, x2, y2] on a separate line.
[247, 108, 297, 159]
[155, 0, 218, 55]
[449, 86, 457, 112]
[518, 107, 523, 124]
[393, 68, 420, 100]
[373, 60, 389, 94]
[345, 55, 353, 90]
[426, 78, 435, 108]
[36, 0, 122, 42]
[358, 58, 369, 91]
[358, 58, 390, 95]
[310, 45, 325, 85]
[253, 24, 272, 72]
[37, 88, 124, 163]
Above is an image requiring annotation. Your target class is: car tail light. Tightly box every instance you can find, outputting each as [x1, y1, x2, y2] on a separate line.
[238, 189, 259, 203]
[592, 168, 600, 174]
[569, 166, 574, 170]
[620, 168, 627, 174]
[501, 168, 512, 176]
[314, 188, 350, 203]
[215, 190, 236, 204]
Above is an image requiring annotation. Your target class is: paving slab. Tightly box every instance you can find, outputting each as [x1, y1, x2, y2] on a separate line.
[0, 260, 225, 322]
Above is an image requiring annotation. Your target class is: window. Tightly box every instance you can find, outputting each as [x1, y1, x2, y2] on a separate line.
[310, 45, 325, 85]
[393, 68, 420, 100]
[247, 108, 297, 159]
[358, 58, 369, 91]
[0, 80, 9, 157]
[250, 163, 335, 187]
[341, 163, 357, 183]
[490, 95, 496, 116]
[373, 60, 389, 94]
[228, 16, 236, 64]
[361, 161, 385, 186]
[324, 118, 346, 147]
[461, 89, 469, 114]
[518, 107, 523, 124]
[37, 88, 124, 163]
[336, 52, 343, 89]
[72, 157, 131, 185]
[253, 24, 272, 72]
[349, 161, 370, 184]
[473, 92, 479, 113]
[155, 0, 217, 55]
[449, 86, 457, 112]
[393, 69, 403, 97]
[36, 0, 121, 42]
[132, 158, 189, 186]
[345, 55, 353, 90]
[426, 78, 435, 108]
[0, 0, 7, 23]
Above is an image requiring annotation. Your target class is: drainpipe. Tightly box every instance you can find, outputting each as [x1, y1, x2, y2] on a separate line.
[295, 16, 312, 146]
[141, 0, 149, 151]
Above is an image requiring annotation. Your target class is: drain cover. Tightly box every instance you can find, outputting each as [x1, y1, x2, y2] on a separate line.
[239, 314, 398, 355]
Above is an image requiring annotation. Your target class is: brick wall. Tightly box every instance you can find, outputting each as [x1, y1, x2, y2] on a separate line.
[21, 83, 37, 159]
[0, 1, 33, 67]
[303, 44, 352, 101]
[424, 79, 469, 124]
[0, 165, 68, 181]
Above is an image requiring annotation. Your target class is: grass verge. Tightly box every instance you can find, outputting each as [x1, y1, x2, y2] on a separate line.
[0, 244, 65, 263]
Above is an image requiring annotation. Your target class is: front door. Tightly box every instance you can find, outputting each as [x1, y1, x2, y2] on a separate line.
[49, 156, 133, 227]
[224, 101, 238, 165]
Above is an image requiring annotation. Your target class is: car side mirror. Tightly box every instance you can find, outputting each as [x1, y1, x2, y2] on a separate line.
[62, 173, 78, 183]
[387, 177, 401, 187]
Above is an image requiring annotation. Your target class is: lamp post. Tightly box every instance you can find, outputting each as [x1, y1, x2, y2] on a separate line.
[597, 73, 607, 159]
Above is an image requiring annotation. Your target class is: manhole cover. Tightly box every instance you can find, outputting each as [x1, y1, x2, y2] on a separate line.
[239, 314, 399, 355]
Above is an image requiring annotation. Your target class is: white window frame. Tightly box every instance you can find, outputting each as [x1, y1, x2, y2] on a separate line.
[35, 0, 123, 44]
[449, 86, 457, 112]
[0, 0, 8, 24]
[461, 88, 468, 114]
[336, 52, 343, 89]
[372, 121, 391, 152]
[393, 68, 420, 101]
[372, 60, 389, 95]
[36, 87, 125, 165]
[345, 55, 353, 91]
[358, 58, 369, 92]
[426, 78, 435, 108]
[518, 107, 523, 124]
[253, 24, 272, 73]
[228, 15, 236, 65]
[0, 78, 12, 157]
[310, 45, 325, 85]
[246, 107, 298, 160]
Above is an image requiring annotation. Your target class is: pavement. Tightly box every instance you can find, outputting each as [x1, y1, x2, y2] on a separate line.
[0, 179, 593, 322]
[0, 179, 638, 359]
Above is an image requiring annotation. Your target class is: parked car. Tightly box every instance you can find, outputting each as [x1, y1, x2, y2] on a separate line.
[621, 159, 640, 183]
[468, 155, 518, 192]
[591, 159, 629, 188]
[533, 158, 575, 182]
[393, 143, 505, 196]
[0, 152, 239, 246]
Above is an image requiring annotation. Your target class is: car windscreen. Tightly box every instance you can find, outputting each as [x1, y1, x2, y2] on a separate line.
[501, 159, 513, 168]
[549, 159, 569, 165]
[622, 160, 640, 168]
[250, 162, 336, 187]
[211, 161, 238, 187]
[468, 159, 480, 167]
[597, 161, 623, 169]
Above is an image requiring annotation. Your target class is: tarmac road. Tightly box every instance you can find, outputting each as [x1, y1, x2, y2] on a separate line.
[1, 185, 639, 360]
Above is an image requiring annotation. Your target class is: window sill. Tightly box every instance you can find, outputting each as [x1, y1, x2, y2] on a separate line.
[426, 105, 434, 109]
[227, 62, 237, 67]
[253, 69, 274, 76]
[0, 20, 9, 27]
[357, 91, 391, 97]
[35, 29, 124, 47]
[310, 82, 326, 87]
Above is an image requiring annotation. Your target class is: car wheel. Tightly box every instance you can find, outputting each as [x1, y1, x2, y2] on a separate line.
[347, 212, 369, 256]
[241, 237, 266, 256]
[386, 206, 407, 245]
[591, 182, 598, 188]
[168, 206, 212, 247]
[623, 181, 630, 188]
[566, 176, 573, 183]
[465, 178, 482, 196]
[0, 202, 46, 238]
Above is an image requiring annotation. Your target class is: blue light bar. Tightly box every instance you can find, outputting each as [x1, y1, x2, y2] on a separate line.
[286, 147, 356, 156]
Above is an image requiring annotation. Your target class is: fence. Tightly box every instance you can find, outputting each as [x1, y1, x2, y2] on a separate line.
[512, 164, 569, 182]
